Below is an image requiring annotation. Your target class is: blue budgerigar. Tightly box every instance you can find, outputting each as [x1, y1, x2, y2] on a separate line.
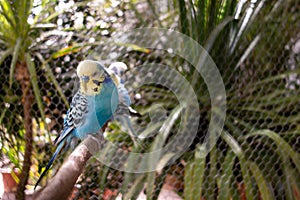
[34, 60, 119, 189]
[108, 62, 143, 148]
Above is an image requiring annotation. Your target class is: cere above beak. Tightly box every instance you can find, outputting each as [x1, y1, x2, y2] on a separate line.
[81, 75, 90, 82]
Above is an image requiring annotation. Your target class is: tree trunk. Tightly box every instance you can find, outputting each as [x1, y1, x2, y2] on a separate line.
[15, 61, 34, 200]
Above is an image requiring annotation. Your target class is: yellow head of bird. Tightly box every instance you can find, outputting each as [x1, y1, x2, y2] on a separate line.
[76, 60, 106, 96]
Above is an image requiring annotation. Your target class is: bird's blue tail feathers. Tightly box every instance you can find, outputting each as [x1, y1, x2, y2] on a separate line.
[34, 141, 64, 190]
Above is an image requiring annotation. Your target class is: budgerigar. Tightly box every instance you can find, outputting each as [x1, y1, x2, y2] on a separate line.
[34, 60, 119, 189]
[107, 62, 143, 148]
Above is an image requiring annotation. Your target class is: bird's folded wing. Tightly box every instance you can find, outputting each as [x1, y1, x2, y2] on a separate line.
[54, 92, 88, 145]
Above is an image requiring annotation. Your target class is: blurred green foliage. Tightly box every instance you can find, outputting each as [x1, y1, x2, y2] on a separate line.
[0, 0, 299, 199]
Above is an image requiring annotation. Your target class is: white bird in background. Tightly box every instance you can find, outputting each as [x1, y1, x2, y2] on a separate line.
[107, 62, 143, 148]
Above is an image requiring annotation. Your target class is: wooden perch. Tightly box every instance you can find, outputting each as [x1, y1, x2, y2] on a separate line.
[33, 134, 104, 200]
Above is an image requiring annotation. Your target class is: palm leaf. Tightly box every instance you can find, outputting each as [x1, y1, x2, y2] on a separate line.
[184, 145, 207, 200]
[218, 149, 235, 200]
[222, 131, 254, 200]
[0, 47, 13, 66]
[35, 53, 69, 107]
[124, 174, 146, 199]
[248, 161, 274, 200]
[26, 53, 48, 134]
[0, 0, 16, 29]
[143, 105, 182, 199]
[9, 38, 22, 88]
[247, 130, 300, 173]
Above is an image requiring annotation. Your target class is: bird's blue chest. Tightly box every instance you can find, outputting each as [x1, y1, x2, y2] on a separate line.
[76, 80, 118, 138]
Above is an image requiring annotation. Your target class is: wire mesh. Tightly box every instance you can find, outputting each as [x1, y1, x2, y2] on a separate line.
[0, 0, 299, 200]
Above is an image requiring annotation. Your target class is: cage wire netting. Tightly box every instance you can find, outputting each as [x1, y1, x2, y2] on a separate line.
[0, 0, 300, 200]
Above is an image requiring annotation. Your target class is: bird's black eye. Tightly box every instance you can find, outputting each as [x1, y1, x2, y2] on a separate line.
[93, 88, 98, 92]
[93, 80, 102, 86]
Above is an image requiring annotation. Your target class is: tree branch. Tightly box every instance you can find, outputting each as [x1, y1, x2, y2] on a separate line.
[33, 134, 104, 200]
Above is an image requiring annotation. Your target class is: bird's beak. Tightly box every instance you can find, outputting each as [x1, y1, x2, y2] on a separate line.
[81, 75, 90, 83]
